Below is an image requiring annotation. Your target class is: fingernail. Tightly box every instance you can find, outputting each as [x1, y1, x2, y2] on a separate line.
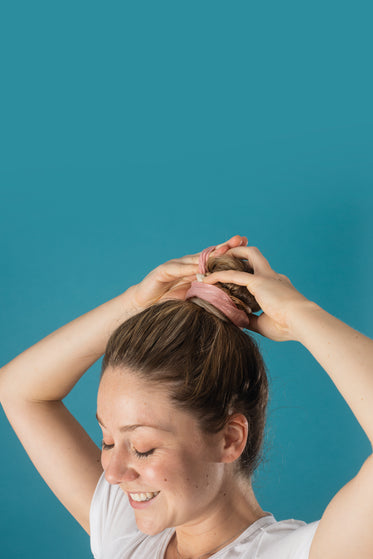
[196, 273, 205, 282]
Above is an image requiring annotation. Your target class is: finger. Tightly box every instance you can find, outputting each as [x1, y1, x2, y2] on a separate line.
[212, 236, 248, 258]
[245, 313, 273, 338]
[202, 270, 255, 287]
[167, 277, 195, 290]
[186, 236, 248, 261]
[211, 245, 231, 257]
[214, 235, 248, 251]
[248, 312, 288, 341]
[244, 313, 261, 335]
[171, 274, 200, 285]
[169, 254, 200, 264]
[157, 262, 199, 282]
[224, 246, 274, 275]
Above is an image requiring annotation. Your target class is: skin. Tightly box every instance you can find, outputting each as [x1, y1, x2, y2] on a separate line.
[203, 246, 373, 559]
[97, 366, 267, 558]
[0, 234, 247, 545]
[4, 236, 372, 557]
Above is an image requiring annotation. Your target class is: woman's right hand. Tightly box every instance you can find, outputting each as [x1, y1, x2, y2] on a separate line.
[129, 235, 248, 312]
[129, 254, 199, 311]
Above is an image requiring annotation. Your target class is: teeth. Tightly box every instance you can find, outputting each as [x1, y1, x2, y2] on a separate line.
[130, 491, 160, 502]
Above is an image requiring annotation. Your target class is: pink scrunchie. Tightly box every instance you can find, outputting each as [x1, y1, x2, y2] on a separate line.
[185, 246, 251, 329]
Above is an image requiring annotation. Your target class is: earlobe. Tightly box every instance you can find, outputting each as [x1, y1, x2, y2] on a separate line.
[220, 414, 248, 464]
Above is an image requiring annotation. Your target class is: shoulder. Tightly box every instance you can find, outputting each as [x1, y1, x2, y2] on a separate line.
[256, 517, 320, 559]
[218, 515, 320, 559]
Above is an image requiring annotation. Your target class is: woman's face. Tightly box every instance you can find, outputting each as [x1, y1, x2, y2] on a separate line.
[97, 366, 227, 535]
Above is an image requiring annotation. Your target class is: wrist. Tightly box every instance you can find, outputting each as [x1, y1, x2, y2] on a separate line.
[287, 299, 324, 343]
[117, 285, 145, 320]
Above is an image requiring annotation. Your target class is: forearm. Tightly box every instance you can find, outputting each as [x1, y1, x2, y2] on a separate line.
[290, 301, 373, 447]
[0, 286, 139, 403]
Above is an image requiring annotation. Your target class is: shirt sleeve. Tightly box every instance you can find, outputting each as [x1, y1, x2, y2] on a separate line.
[257, 518, 320, 559]
[89, 471, 140, 559]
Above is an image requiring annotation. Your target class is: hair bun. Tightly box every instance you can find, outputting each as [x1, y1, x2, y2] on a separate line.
[207, 254, 261, 314]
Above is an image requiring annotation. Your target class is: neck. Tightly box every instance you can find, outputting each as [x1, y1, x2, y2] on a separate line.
[168, 478, 266, 559]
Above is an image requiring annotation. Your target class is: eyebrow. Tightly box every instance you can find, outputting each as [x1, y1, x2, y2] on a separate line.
[95, 412, 169, 433]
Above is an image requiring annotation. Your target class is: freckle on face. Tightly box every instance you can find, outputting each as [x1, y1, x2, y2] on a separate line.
[98, 368, 226, 533]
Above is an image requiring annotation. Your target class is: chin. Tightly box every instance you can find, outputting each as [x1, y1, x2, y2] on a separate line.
[135, 517, 169, 536]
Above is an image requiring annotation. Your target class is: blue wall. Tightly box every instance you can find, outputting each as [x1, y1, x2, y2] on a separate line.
[1, 2, 372, 557]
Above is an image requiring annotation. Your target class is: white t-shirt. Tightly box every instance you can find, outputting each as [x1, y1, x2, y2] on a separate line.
[90, 472, 320, 559]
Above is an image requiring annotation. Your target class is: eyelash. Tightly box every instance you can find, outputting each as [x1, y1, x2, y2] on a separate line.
[101, 441, 155, 458]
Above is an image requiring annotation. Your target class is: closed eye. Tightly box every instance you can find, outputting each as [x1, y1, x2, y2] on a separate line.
[101, 440, 155, 458]
[134, 448, 155, 459]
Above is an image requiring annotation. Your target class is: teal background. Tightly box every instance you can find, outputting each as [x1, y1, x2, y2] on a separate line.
[1, 1, 372, 557]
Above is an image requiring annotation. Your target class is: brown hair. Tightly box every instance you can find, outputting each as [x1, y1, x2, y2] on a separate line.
[101, 254, 268, 478]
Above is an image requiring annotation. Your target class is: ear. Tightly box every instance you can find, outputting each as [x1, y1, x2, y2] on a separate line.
[219, 413, 248, 464]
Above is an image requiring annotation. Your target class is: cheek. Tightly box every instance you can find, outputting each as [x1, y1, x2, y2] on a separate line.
[138, 452, 194, 495]
[161, 451, 219, 497]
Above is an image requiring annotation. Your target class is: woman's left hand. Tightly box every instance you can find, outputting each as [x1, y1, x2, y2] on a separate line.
[202, 246, 313, 342]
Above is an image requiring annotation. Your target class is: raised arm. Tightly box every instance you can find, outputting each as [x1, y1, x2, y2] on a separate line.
[0, 256, 202, 534]
[203, 246, 373, 559]
[0, 288, 140, 535]
[0, 235, 244, 535]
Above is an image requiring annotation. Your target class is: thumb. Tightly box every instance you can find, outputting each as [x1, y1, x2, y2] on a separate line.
[246, 313, 262, 335]
[246, 312, 276, 340]
[247, 312, 289, 342]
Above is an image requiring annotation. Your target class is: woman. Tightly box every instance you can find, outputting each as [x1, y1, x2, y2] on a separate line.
[1, 235, 372, 559]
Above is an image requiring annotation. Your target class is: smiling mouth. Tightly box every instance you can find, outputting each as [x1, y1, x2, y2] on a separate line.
[129, 491, 160, 502]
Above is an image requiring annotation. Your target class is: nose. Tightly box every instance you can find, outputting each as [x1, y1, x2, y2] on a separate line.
[104, 449, 140, 485]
